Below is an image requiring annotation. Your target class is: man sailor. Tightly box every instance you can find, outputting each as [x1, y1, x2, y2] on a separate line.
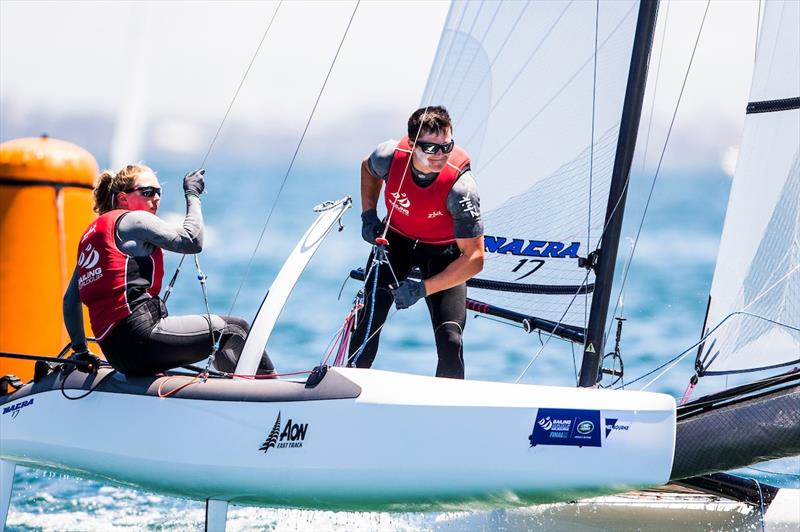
[348, 106, 484, 379]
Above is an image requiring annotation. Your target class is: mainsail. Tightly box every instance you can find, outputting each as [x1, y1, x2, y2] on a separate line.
[420, 0, 644, 338]
[699, 0, 800, 376]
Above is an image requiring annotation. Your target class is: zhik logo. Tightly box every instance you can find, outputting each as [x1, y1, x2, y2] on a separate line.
[260, 412, 309, 454]
[80, 223, 98, 243]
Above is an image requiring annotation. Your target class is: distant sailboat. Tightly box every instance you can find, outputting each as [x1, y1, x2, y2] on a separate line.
[109, 2, 152, 169]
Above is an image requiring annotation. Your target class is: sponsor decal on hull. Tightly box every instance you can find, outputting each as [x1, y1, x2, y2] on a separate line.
[604, 418, 631, 438]
[2, 398, 34, 419]
[529, 408, 601, 448]
[259, 412, 309, 454]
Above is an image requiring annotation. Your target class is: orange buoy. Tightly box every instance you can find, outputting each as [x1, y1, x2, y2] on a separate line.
[0, 136, 98, 382]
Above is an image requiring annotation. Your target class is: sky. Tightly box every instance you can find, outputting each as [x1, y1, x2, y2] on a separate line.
[0, 0, 762, 174]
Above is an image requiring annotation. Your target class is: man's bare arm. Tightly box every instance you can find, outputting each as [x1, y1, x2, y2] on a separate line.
[422, 235, 485, 295]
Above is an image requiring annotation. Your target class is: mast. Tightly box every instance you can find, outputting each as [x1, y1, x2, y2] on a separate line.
[578, 0, 659, 387]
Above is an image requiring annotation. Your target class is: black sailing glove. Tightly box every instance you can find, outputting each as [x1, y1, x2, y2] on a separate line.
[183, 168, 205, 198]
[67, 352, 104, 375]
[360, 209, 384, 245]
[392, 279, 427, 310]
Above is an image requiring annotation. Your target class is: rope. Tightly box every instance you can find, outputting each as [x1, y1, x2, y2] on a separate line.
[349, 246, 401, 366]
[226, 370, 311, 379]
[157, 368, 314, 398]
[158, 374, 202, 398]
[194, 256, 222, 378]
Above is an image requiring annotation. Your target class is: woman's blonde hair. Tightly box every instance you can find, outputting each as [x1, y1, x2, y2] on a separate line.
[93, 163, 154, 214]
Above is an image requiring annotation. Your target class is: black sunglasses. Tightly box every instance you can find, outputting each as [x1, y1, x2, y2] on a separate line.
[415, 140, 455, 155]
[125, 186, 162, 198]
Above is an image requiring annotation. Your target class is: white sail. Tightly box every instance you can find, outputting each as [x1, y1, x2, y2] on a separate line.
[702, 0, 800, 375]
[420, 0, 641, 331]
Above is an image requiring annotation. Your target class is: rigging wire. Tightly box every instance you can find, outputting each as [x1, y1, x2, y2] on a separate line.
[616, 311, 800, 391]
[601, 0, 712, 348]
[473, 314, 525, 329]
[514, 271, 591, 383]
[224, 0, 361, 319]
[606, 0, 671, 340]
[607, 0, 711, 246]
[162, 1, 283, 304]
[200, 0, 283, 169]
[584, 0, 599, 351]
[570, 341, 579, 384]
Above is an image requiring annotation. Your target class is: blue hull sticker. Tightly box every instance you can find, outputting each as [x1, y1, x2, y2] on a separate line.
[529, 408, 601, 447]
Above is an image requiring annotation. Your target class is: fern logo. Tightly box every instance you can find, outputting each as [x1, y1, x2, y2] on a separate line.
[259, 411, 309, 454]
[259, 412, 282, 454]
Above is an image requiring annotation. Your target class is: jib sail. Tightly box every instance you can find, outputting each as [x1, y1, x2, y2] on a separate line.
[699, 0, 800, 376]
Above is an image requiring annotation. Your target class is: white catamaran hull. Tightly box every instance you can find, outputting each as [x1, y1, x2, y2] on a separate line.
[0, 367, 675, 511]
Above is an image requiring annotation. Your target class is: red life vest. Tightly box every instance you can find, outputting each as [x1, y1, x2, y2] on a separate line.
[77, 210, 164, 340]
[383, 136, 470, 245]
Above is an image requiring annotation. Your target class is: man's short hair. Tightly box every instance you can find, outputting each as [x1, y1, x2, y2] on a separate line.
[408, 106, 452, 140]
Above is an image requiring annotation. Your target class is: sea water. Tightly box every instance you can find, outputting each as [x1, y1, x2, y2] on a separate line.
[4, 163, 798, 531]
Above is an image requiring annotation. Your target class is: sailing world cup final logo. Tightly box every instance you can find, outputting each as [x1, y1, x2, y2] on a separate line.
[390, 191, 411, 215]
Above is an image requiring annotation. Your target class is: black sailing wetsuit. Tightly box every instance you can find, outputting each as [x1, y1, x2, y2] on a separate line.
[347, 140, 483, 379]
[63, 196, 274, 376]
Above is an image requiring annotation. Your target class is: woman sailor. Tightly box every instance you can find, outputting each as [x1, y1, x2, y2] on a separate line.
[62, 164, 275, 376]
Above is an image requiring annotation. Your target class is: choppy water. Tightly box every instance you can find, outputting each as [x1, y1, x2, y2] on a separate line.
[4, 163, 799, 530]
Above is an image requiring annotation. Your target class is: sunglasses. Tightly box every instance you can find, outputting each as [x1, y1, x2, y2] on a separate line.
[125, 186, 162, 198]
[415, 140, 455, 155]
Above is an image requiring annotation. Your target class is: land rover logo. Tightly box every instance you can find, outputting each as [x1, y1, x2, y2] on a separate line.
[577, 421, 594, 435]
